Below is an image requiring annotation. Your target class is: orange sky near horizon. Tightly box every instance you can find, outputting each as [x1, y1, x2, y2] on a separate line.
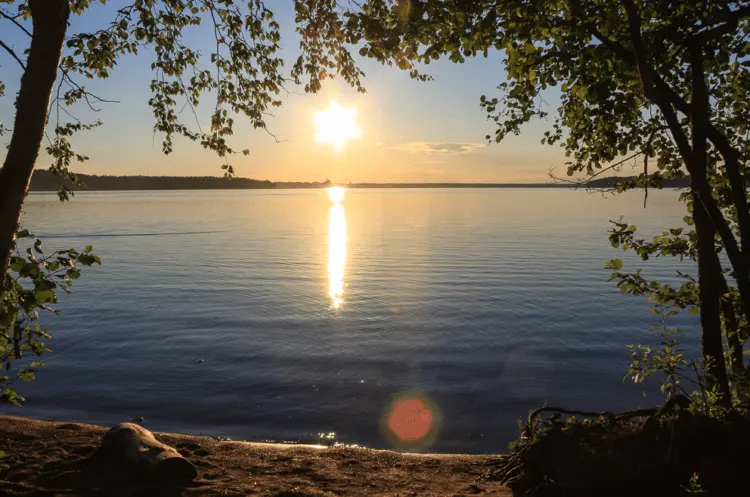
[17, 70, 569, 184]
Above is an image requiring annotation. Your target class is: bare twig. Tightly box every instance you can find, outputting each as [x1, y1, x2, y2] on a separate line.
[550, 151, 645, 187]
[0, 39, 25, 69]
[0, 10, 31, 37]
[61, 71, 120, 112]
[643, 154, 649, 208]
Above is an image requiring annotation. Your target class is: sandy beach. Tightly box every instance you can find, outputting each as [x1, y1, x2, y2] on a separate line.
[0, 416, 510, 496]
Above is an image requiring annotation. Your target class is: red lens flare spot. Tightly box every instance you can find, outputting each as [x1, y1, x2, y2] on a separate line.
[387, 397, 434, 441]
[381, 393, 442, 449]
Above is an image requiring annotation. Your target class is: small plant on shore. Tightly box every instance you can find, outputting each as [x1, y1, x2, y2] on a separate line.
[608, 209, 748, 412]
[0, 229, 99, 406]
[685, 472, 708, 494]
[622, 300, 728, 416]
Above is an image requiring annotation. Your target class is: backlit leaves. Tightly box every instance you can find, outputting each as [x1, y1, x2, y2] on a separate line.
[0, 230, 100, 406]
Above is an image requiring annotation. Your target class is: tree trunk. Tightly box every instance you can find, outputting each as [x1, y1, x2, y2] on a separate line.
[0, 0, 69, 284]
[693, 201, 732, 407]
[688, 39, 731, 408]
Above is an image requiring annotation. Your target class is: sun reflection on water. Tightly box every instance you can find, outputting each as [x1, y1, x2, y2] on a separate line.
[327, 186, 346, 203]
[327, 198, 347, 309]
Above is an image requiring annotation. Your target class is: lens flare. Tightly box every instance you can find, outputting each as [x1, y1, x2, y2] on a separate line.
[381, 392, 442, 449]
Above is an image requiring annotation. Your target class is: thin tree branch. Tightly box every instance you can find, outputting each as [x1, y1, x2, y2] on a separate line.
[550, 151, 644, 187]
[0, 10, 32, 37]
[643, 154, 648, 208]
[61, 71, 120, 112]
[708, 6, 750, 27]
[0, 39, 25, 69]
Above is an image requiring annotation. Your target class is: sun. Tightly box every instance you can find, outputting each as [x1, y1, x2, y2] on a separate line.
[314, 101, 362, 150]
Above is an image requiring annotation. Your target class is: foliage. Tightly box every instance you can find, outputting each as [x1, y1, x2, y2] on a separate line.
[623, 300, 730, 417]
[0, 229, 99, 405]
[0, 0, 366, 403]
[685, 472, 708, 494]
[2, 0, 749, 423]
[606, 203, 749, 411]
[1, 0, 366, 182]
[340, 0, 750, 410]
[491, 407, 750, 496]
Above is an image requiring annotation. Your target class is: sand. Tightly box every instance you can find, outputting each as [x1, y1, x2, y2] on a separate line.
[0, 416, 510, 496]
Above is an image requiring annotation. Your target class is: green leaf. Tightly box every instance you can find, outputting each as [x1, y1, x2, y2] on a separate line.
[34, 289, 55, 304]
[605, 259, 623, 270]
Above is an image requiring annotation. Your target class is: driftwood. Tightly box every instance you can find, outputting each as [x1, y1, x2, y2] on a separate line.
[488, 394, 699, 492]
[521, 394, 691, 439]
[98, 422, 198, 483]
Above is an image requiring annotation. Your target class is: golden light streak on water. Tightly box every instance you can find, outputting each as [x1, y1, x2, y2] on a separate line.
[327, 202, 347, 309]
[326, 186, 346, 203]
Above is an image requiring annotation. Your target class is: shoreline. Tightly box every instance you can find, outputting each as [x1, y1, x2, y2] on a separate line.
[0, 415, 510, 496]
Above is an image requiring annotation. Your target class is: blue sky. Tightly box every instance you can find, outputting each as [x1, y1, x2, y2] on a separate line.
[0, 1, 569, 182]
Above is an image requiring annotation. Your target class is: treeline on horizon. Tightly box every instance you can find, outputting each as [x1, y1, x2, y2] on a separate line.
[28, 169, 690, 191]
[584, 176, 690, 188]
[28, 170, 331, 191]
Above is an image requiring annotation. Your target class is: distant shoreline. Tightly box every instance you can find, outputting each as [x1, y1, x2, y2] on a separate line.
[28, 170, 689, 192]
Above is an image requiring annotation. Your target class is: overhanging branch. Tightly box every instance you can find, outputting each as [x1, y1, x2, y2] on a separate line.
[0, 39, 25, 69]
[583, 2, 746, 190]
[0, 10, 32, 37]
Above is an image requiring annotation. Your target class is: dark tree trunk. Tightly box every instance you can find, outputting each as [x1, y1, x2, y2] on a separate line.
[689, 39, 731, 408]
[0, 0, 69, 284]
[693, 201, 732, 407]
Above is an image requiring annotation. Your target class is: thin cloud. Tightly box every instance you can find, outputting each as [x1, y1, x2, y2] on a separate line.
[394, 141, 485, 155]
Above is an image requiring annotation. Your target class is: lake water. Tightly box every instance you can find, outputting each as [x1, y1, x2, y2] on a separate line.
[6, 188, 699, 453]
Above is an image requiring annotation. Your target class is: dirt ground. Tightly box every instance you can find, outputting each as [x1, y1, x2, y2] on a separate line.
[0, 416, 511, 496]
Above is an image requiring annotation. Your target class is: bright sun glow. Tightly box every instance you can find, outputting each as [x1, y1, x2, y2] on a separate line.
[314, 101, 362, 150]
[326, 186, 347, 203]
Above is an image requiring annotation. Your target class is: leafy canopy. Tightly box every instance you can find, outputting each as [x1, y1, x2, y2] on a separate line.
[1, 0, 365, 193]
[340, 0, 750, 408]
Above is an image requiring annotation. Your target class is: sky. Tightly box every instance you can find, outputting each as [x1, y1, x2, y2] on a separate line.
[0, 2, 570, 183]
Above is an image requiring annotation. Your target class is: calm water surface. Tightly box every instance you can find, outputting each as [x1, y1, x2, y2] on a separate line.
[6, 188, 698, 453]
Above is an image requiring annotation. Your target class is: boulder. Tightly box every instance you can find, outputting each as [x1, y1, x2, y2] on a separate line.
[98, 422, 197, 484]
